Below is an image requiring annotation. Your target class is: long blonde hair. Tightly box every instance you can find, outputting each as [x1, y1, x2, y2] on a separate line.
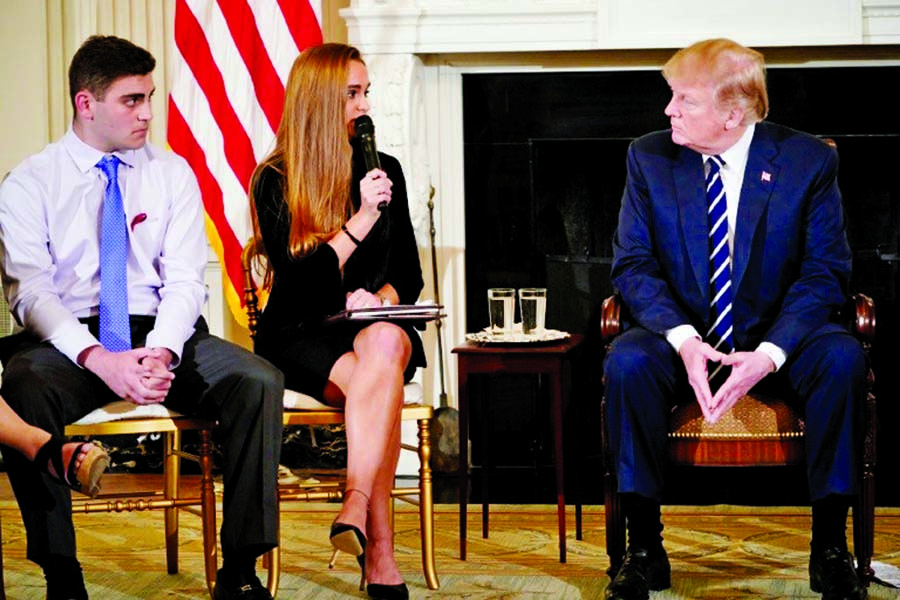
[249, 43, 362, 262]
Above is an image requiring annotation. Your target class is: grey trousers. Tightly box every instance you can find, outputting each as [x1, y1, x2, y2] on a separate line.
[0, 317, 284, 567]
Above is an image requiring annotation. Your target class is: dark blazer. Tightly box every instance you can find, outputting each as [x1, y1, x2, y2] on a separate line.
[610, 121, 852, 358]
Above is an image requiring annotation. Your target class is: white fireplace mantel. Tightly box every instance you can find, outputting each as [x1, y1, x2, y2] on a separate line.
[340, 0, 900, 410]
[344, 0, 900, 54]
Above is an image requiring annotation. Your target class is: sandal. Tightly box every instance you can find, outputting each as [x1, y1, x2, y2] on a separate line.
[34, 436, 110, 498]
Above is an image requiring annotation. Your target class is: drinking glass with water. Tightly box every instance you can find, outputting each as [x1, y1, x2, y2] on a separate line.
[519, 287, 547, 335]
[487, 288, 515, 334]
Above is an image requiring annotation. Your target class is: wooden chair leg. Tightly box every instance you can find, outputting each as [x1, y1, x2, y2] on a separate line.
[854, 472, 875, 585]
[417, 417, 440, 590]
[854, 390, 877, 585]
[164, 431, 181, 575]
[601, 396, 625, 578]
[263, 546, 280, 599]
[1, 511, 6, 600]
[604, 471, 625, 579]
[199, 429, 219, 599]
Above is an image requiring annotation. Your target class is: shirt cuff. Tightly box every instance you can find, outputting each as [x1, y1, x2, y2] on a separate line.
[145, 330, 188, 369]
[756, 342, 786, 372]
[54, 322, 103, 368]
[666, 324, 701, 353]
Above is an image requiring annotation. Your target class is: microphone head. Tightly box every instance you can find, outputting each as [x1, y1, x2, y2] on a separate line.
[354, 114, 381, 173]
[354, 115, 375, 138]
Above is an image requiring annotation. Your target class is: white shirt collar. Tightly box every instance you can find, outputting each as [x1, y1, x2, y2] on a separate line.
[704, 122, 756, 171]
[62, 127, 137, 174]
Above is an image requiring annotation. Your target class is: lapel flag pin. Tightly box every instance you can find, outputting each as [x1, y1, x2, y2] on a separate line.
[761, 171, 772, 183]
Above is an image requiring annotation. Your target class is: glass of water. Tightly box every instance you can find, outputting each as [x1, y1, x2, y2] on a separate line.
[487, 288, 515, 334]
[519, 287, 547, 335]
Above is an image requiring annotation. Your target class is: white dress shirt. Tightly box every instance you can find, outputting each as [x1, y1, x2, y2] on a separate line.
[666, 123, 786, 370]
[0, 128, 208, 365]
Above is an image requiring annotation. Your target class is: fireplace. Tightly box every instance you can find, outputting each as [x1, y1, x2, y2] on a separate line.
[458, 64, 900, 504]
[462, 66, 900, 335]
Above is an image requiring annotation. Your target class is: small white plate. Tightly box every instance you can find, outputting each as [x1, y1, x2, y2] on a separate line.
[465, 325, 570, 345]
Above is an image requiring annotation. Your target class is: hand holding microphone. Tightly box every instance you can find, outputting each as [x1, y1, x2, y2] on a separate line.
[355, 115, 390, 212]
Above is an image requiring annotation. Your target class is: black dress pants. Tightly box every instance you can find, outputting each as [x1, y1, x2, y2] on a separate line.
[0, 317, 284, 567]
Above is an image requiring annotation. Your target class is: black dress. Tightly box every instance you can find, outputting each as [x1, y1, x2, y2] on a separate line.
[252, 148, 426, 396]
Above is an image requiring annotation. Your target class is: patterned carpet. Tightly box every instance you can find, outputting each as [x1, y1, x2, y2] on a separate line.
[1, 477, 899, 599]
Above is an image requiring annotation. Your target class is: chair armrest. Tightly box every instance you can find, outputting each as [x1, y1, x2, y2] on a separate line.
[845, 293, 875, 349]
[600, 294, 624, 343]
[600, 292, 876, 350]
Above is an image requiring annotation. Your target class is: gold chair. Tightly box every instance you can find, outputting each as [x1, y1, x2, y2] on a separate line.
[599, 293, 877, 585]
[0, 401, 219, 599]
[241, 242, 440, 593]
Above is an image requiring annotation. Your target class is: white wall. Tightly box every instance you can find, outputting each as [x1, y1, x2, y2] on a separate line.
[1, 1, 51, 177]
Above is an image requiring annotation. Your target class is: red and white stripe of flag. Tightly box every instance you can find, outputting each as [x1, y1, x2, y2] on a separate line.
[167, 0, 322, 325]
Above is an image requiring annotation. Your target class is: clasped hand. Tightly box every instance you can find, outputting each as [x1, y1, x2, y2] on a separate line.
[83, 346, 175, 405]
[679, 337, 775, 423]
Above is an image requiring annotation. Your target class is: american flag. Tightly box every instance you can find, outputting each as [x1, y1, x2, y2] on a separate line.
[167, 0, 322, 325]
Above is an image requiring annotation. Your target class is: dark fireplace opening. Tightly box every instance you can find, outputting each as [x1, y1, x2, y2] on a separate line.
[462, 65, 900, 506]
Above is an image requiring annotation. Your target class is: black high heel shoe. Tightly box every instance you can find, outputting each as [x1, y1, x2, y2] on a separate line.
[329, 522, 367, 590]
[329, 521, 367, 557]
[363, 536, 408, 599]
[366, 582, 409, 600]
[329, 489, 370, 590]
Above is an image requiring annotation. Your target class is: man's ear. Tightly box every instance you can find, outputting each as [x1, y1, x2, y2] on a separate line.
[724, 106, 746, 131]
[74, 90, 94, 120]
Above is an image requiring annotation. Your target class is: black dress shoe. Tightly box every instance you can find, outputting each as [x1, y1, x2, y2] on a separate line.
[605, 546, 671, 600]
[367, 582, 409, 600]
[213, 568, 273, 600]
[809, 546, 867, 600]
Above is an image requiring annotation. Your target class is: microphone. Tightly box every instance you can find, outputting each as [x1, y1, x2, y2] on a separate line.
[354, 115, 387, 211]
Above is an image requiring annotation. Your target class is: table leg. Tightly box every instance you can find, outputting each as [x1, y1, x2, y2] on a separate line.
[481, 376, 490, 539]
[552, 366, 567, 563]
[570, 361, 583, 541]
[458, 363, 469, 560]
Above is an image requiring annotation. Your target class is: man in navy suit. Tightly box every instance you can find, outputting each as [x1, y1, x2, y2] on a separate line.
[603, 38, 866, 600]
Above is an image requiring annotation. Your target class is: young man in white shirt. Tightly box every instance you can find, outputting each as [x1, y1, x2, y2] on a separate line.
[0, 35, 283, 600]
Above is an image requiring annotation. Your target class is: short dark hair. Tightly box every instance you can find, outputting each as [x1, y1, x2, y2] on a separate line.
[68, 35, 156, 111]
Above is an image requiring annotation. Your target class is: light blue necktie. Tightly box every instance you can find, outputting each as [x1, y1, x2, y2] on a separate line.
[706, 155, 734, 372]
[96, 155, 131, 352]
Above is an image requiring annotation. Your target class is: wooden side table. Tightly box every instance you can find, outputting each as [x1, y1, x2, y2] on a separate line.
[452, 334, 582, 563]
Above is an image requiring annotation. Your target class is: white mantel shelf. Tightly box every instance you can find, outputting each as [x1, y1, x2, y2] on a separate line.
[343, 0, 900, 54]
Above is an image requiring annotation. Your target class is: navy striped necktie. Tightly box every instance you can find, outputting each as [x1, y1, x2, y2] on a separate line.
[706, 155, 734, 362]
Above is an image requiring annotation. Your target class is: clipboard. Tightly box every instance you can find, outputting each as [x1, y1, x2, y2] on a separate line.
[321, 303, 445, 327]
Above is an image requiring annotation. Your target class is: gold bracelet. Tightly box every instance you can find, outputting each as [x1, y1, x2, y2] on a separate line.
[341, 223, 361, 246]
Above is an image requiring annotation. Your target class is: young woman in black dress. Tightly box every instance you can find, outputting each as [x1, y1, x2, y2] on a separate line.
[248, 43, 425, 600]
